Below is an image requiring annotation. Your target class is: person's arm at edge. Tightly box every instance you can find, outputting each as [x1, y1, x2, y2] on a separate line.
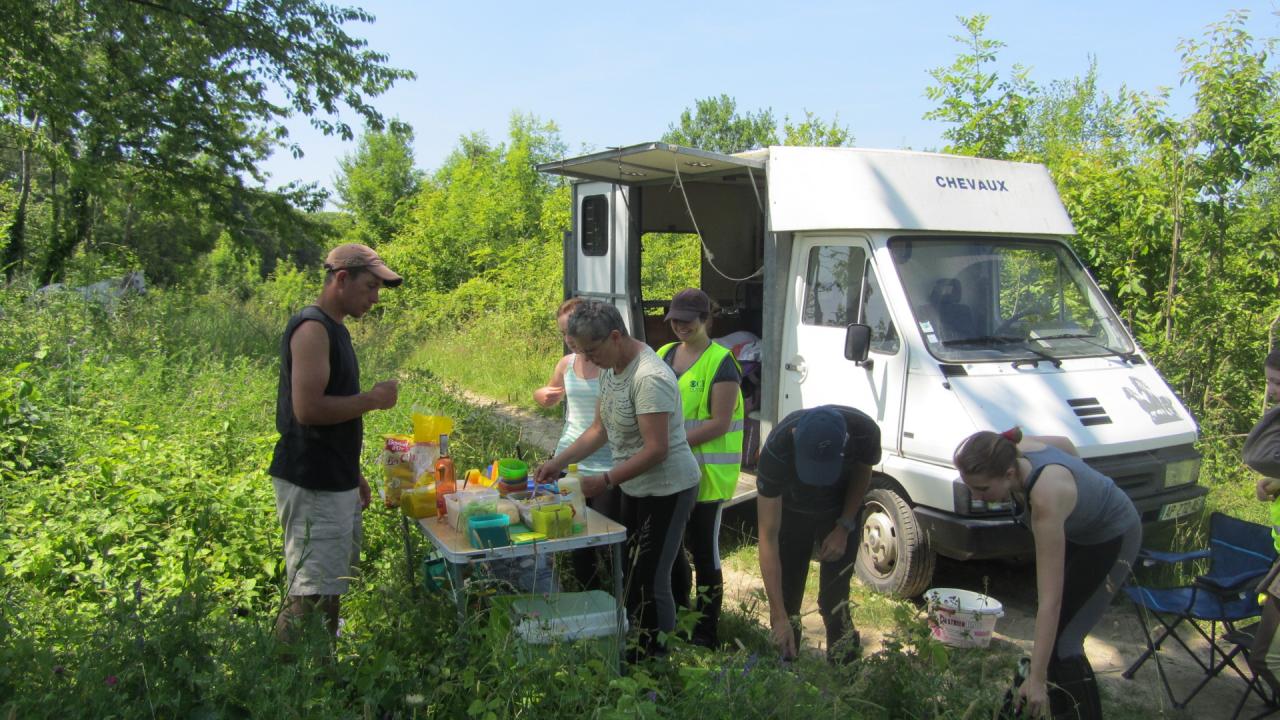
[291, 321, 397, 426]
[533, 354, 570, 407]
[756, 493, 797, 659]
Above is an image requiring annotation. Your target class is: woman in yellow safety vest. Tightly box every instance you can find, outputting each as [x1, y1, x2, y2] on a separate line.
[659, 288, 744, 648]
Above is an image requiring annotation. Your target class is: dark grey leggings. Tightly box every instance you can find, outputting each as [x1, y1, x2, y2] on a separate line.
[621, 486, 697, 649]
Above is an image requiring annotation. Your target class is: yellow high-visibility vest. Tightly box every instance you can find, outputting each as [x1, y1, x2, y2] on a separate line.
[659, 341, 744, 502]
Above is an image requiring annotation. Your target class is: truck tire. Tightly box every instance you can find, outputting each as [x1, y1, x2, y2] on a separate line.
[855, 488, 936, 598]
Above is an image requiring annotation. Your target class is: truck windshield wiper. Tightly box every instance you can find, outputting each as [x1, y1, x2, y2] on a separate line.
[938, 335, 1024, 346]
[1032, 333, 1139, 363]
[1011, 345, 1063, 369]
[939, 335, 1063, 367]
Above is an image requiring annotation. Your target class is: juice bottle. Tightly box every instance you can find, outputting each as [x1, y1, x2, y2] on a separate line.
[434, 434, 457, 521]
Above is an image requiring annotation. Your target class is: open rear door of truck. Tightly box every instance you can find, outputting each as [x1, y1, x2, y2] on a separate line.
[538, 143, 765, 337]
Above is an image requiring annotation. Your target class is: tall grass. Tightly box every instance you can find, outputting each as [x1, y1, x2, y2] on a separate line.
[0, 274, 1260, 718]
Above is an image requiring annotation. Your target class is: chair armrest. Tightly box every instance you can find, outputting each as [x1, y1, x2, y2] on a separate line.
[1138, 548, 1210, 567]
[1194, 570, 1267, 595]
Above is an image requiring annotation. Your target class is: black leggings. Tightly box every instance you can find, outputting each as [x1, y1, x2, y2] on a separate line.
[672, 500, 725, 646]
[779, 506, 858, 656]
[621, 487, 697, 650]
[570, 485, 622, 589]
[1047, 522, 1141, 719]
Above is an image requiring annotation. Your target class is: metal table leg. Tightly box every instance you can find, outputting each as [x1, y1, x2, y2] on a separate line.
[447, 560, 467, 625]
[401, 514, 417, 594]
[613, 540, 625, 670]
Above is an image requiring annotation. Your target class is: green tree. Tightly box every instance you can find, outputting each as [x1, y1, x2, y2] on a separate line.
[781, 110, 854, 147]
[923, 14, 1036, 159]
[0, 0, 413, 284]
[387, 114, 565, 295]
[334, 123, 423, 247]
[663, 95, 778, 154]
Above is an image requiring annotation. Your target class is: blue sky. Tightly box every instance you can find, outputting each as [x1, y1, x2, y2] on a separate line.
[260, 1, 1280, 202]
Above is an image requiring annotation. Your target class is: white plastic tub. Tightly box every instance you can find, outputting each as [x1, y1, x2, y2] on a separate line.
[507, 590, 626, 662]
[924, 587, 1004, 648]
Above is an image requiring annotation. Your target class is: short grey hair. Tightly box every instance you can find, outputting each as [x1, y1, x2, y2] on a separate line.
[567, 300, 627, 342]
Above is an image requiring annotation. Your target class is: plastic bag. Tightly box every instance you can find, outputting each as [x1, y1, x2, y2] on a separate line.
[379, 434, 416, 507]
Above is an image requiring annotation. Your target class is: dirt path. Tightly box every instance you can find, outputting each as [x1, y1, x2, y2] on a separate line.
[475, 393, 1268, 718]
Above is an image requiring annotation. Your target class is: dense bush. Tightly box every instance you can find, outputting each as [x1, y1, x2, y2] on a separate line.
[0, 284, 1026, 718]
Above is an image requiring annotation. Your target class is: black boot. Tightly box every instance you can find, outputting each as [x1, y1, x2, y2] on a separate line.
[1047, 654, 1102, 720]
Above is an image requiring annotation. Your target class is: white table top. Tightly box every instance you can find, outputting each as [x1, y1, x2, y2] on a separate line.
[415, 507, 626, 564]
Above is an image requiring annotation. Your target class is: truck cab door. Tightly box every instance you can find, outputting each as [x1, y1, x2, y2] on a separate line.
[780, 234, 905, 446]
[569, 181, 640, 334]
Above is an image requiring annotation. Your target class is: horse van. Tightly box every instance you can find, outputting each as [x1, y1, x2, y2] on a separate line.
[538, 143, 1206, 596]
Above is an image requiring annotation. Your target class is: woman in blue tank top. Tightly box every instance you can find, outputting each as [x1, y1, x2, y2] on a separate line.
[955, 428, 1140, 720]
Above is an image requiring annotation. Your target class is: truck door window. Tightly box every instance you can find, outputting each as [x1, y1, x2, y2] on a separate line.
[802, 245, 866, 327]
[860, 261, 900, 354]
[581, 195, 609, 256]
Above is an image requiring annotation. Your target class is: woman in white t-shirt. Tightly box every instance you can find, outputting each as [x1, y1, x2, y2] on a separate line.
[535, 300, 699, 658]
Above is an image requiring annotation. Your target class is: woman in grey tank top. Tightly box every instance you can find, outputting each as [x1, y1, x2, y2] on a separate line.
[955, 428, 1140, 720]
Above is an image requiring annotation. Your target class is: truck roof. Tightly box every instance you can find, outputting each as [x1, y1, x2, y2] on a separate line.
[766, 145, 1075, 235]
[537, 143, 1075, 236]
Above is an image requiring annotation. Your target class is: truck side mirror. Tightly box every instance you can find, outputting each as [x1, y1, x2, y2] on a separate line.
[844, 323, 872, 365]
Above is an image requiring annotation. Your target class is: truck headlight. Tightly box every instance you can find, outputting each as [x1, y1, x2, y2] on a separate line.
[954, 481, 1015, 515]
[1164, 458, 1200, 488]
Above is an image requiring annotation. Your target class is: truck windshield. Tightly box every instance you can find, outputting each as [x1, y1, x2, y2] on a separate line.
[887, 237, 1135, 363]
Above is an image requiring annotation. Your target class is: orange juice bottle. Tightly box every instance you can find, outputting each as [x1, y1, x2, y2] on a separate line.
[434, 434, 456, 521]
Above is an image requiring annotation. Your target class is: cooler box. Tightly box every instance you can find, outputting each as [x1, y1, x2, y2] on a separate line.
[492, 590, 626, 665]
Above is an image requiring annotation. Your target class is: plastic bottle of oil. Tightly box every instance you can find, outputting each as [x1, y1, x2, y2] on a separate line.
[434, 434, 456, 522]
[559, 463, 587, 524]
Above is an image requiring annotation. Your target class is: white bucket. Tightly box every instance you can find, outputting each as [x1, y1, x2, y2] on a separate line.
[924, 587, 1004, 648]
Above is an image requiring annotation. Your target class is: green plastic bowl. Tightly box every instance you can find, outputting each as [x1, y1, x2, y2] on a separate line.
[497, 458, 529, 480]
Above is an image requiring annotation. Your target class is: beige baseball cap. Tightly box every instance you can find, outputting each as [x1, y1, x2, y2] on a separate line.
[323, 243, 403, 287]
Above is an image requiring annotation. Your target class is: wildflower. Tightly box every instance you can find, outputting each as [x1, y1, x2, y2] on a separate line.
[405, 694, 426, 706]
[646, 690, 657, 702]
[741, 653, 758, 677]
[105, 675, 118, 687]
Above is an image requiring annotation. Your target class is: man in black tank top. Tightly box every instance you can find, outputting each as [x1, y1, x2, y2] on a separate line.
[269, 243, 402, 647]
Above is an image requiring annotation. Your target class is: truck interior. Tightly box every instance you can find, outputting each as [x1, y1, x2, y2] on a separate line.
[538, 143, 772, 473]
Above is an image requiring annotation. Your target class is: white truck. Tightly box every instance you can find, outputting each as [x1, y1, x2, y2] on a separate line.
[538, 143, 1207, 597]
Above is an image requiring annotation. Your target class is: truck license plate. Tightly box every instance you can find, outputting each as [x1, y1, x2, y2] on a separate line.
[1158, 497, 1205, 522]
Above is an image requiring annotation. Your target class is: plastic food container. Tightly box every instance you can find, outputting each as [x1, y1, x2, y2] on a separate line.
[510, 491, 562, 527]
[496, 590, 627, 663]
[467, 513, 511, 549]
[400, 485, 437, 518]
[530, 504, 574, 538]
[923, 587, 1005, 648]
[444, 488, 500, 531]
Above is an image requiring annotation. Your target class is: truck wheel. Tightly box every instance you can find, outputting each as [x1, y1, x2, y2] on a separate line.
[855, 488, 936, 598]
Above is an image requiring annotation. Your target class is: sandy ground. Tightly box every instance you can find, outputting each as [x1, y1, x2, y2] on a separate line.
[479, 392, 1273, 718]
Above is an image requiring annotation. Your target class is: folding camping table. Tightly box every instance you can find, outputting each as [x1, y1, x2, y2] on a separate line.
[405, 508, 628, 654]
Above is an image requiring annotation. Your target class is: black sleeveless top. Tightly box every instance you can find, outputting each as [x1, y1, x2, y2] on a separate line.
[268, 305, 362, 491]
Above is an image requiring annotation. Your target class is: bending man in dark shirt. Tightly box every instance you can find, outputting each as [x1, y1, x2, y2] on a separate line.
[756, 405, 880, 663]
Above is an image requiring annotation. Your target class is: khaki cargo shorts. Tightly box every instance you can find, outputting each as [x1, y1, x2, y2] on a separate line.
[1257, 559, 1280, 668]
[273, 477, 362, 596]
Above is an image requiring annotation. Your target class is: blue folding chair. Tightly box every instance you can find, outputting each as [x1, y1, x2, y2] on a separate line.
[1122, 512, 1278, 709]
